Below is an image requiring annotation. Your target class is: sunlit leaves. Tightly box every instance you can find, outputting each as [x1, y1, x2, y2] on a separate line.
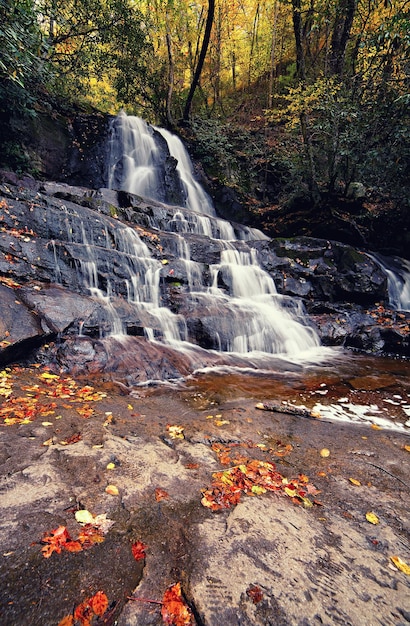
[366, 512, 379, 525]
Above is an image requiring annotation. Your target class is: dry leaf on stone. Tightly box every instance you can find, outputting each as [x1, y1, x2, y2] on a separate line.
[390, 556, 410, 575]
[161, 582, 194, 626]
[131, 540, 147, 561]
[366, 512, 379, 525]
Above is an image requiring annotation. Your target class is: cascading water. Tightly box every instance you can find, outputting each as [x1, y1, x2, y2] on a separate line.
[83, 112, 324, 361]
[369, 254, 410, 312]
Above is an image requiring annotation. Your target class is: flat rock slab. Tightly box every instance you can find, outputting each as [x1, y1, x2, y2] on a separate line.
[0, 367, 409, 625]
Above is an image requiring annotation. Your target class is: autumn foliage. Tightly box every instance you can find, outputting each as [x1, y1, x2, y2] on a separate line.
[161, 583, 194, 626]
[58, 590, 109, 626]
[202, 458, 319, 511]
[41, 524, 104, 558]
[0, 367, 106, 426]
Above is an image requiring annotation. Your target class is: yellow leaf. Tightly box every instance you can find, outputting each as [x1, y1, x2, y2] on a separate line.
[390, 556, 410, 575]
[215, 420, 230, 426]
[284, 487, 297, 497]
[404, 445, 410, 453]
[42, 438, 53, 446]
[105, 485, 119, 496]
[127, 404, 133, 410]
[251, 485, 266, 495]
[371, 424, 382, 430]
[320, 448, 330, 457]
[167, 424, 184, 439]
[39, 372, 59, 380]
[349, 478, 361, 486]
[75, 510, 95, 525]
[161, 259, 169, 265]
[41, 421, 53, 427]
[106, 462, 116, 470]
[366, 512, 379, 525]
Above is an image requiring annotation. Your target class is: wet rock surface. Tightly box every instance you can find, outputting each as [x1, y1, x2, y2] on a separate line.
[0, 177, 409, 380]
[0, 365, 409, 625]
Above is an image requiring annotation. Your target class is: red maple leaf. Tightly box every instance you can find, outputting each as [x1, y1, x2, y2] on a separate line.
[131, 540, 147, 561]
[246, 584, 264, 604]
[41, 526, 81, 558]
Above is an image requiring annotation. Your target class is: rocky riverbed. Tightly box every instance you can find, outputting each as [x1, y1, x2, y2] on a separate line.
[0, 171, 409, 625]
[0, 361, 409, 626]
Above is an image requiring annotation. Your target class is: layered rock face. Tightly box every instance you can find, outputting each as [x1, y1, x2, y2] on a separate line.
[0, 176, 408, 383]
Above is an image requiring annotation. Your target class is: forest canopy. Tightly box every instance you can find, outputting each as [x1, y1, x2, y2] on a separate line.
[0, 0, 408, 207]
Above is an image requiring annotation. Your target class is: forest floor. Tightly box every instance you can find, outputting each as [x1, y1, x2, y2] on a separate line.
[0, 364, 409, 626]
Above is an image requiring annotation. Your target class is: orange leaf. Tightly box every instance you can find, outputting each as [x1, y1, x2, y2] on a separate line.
[161, 582, 194, 626]
[131, 540, 147, 561]
[90, 591, 109, 616]
[57, 616, 74, 626]
[155, 488, 169, 502]
[41, 526, 74, 558]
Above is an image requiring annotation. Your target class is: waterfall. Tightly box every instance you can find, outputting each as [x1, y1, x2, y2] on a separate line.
[369, 254, 410, 312]
[95, 113, 324, 360]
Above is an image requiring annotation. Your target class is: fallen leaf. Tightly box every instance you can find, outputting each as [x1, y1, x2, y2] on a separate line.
[366, 512, 379, 525]
[59, 432, 82, 445]
[75, 510, 95, 525]
[320, 448, 330, 457]
[105, 485, 119, 496]
[246, 584, 263, 604]
[349, 478, 361, 486]
[41, 526, 82, 558]
[90, 590, 109, 616]
[106, 462, 116, 470]
[161, 582, 194, 625]
[390, 556, 410, 575]
[404, 445, 410, 453]
[77, 525, 105, 548]
[132, 540, 147, 561]
[167, 424, 185, 439]
[73, 591, 109, 625]
[155, 488, 169, 502]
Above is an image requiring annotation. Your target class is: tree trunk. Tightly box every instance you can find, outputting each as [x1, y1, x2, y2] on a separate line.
[291, 0, 321, 205]
[330, 0, 356, 76]
[183, 0, 215, 121]
[165, 18, 175, 128]
[268, 1, 279, 109]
